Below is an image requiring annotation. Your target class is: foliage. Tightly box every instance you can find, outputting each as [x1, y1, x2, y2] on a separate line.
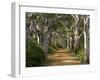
[26, 40, 46, 67]
[26, 12, 90, 66]
[76, 49, 85, 64]
[48, 47, 55, 54]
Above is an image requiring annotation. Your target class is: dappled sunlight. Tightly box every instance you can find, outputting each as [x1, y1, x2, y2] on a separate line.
[48, 48, 81, 66]
[26, 13, 90, 67]
[62, 60, 80, 64]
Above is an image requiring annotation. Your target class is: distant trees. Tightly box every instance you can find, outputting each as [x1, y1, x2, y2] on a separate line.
[26, 13, 61, 61]
[26, 12, 90, 64]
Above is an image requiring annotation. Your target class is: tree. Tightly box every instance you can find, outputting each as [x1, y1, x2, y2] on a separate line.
[83, 15, 90, 63]
[26, 12, 90, 64]
[26, 13, 65, 61]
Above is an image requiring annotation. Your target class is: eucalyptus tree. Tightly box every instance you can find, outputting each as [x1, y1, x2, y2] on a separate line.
[26, 13, 65, 60]
[59, 14, 81, 52]
[71, 15, 90, 62]
[56, 14, 75, 51]
[26, 12, 90, 63]
[82, 15, 90, 63]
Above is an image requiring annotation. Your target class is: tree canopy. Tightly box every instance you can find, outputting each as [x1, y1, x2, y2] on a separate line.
[26, 12, 90, 67]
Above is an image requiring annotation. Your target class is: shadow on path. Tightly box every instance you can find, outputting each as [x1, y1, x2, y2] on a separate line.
[48, 48, 81, 66]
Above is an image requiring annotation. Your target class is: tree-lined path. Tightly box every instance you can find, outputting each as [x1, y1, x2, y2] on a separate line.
[26, 13, 90, 67]
[48, 48, 80, 65]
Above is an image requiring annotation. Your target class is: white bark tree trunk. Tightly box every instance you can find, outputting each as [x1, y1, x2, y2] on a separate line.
[74, 27, 78, 52]
[37, 35, 40, 45]
[83, 16, 89, 63]
[72, 15, 79, 53]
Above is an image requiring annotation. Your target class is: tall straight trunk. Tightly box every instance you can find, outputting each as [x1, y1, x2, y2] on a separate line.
[67, 35, 70, 50]
[42, 33, 49, 62]
[71, 35, 75, 52]
[54, 39, 57, 48]
[38, 33, 43, 46]
[69, 37, 72, 51]
[74, 27, 79, 53]
[84, 30, 87, 62]
[86, 22, 90, 63]
[83, 16, 89, 63]
[36, 34, 40, 45]
[86, 31, 89, 63]
[84, 31, 86, 51]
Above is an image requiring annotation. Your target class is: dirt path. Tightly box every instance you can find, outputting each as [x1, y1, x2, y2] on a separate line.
[48, 48, 81, 66]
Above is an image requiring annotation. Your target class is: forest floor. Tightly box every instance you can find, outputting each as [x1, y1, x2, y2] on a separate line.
[48, 48, 81, 66]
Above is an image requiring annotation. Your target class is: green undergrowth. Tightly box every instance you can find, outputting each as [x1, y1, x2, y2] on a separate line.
[26, 40, 46, 67]
[76, 49, 85, 64]
[48, 47, 55, 54]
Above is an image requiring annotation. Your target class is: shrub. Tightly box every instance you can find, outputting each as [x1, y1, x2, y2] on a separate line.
[76, 49, 85, 64]
[26, 40, 46, 67]
[48, 47, 55, 54]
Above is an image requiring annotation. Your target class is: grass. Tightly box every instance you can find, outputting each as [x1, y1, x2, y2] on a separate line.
[76, 49, 86, 64]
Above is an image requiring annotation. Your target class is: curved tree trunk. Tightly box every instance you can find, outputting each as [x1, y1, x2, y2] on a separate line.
[83, 16, 90, 63]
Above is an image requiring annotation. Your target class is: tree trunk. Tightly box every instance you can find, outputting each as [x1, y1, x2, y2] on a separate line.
[84, 30, 88, 63]
[67, 34, 70, 50]
[86, 32, 89, 63]
[85, 20, 90, 63]
[38, 33, 43, 46]
[69, 36, 72, 52]
[83, 16, 89, 63]
[74, 27, 79, 54]
[42, 33, 49, 62]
